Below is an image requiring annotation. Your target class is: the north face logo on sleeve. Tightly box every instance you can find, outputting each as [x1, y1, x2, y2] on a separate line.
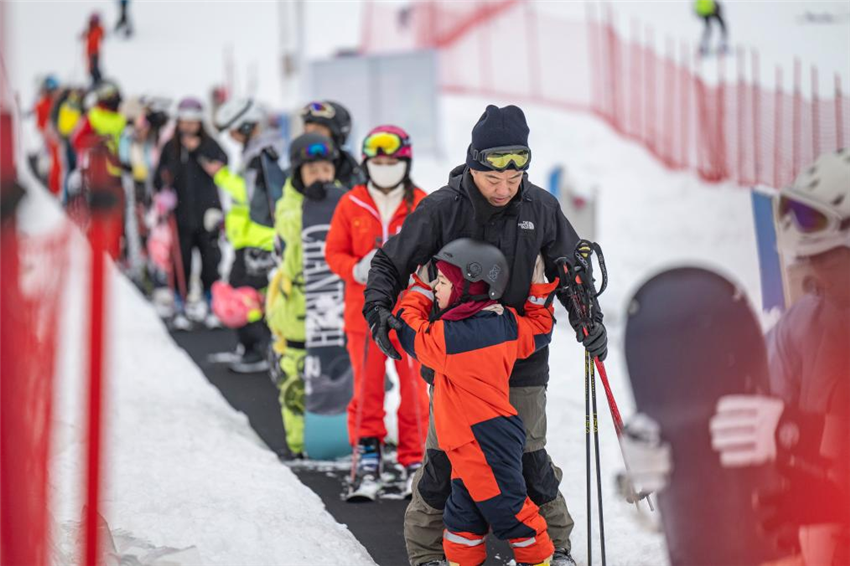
[518, 221, 535, 230]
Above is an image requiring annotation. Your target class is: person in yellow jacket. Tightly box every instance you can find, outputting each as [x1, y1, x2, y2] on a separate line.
[694, 0, 728, 56]
[202, 98, 279, 373]
[266, 132, 343, 457]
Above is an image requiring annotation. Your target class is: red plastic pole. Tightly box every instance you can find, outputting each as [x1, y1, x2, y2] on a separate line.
[837, 74, 845, 150]
[82, 147, 120, 566]
[812, 66, 820, 159]
[645, 25, 655, 152]
[663, 37, 675, 165]
[774, 67, 783, 188]
[524, 1, 542, 98]
[752, 49, 762, 184]
[736, 46, 745, 184]
[792, 58, 801, 180]
[631, 19, 642, 138]
[681, 41, 692, 169]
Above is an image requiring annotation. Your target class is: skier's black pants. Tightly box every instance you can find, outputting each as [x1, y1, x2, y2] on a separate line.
[229, 247, 270, 354]
[89, 54, 102, 85]
[175, 227, 221, 297]
[701, 5, 728, 46]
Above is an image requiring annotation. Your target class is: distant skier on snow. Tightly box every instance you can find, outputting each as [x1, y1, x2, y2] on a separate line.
[694, 0, 729, 56]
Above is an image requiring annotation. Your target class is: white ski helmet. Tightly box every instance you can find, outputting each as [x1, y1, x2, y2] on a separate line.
[214, 98, 264, 136]
[775, 148, 850, 258]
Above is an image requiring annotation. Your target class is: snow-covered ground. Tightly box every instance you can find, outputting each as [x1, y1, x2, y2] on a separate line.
[7, 1, 845, 565]
[15, 181, 376, 565]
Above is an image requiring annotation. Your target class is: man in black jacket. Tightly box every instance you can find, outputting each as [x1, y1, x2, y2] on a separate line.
[363, 105, 607, 566]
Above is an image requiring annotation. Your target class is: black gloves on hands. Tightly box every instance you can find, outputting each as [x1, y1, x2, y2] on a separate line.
[364, 303, 402, 360]
[566, 299, 608, 361]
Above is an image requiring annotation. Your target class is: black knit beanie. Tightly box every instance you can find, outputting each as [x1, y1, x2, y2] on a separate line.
[466, 104, 530, 171]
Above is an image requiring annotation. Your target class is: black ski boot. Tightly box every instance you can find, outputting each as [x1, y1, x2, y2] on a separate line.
[345, 437, 382, 502]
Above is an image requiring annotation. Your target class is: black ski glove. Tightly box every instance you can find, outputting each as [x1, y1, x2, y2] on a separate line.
[566, 300, 608, 361]
[364, 303, 402, 360]
[755, 461, 850, 533]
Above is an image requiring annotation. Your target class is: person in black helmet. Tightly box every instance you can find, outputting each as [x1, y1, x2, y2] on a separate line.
[300, 100, 366, 189]
[365, 104, 607, 566]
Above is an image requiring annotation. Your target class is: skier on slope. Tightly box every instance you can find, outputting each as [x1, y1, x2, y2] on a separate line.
[154, 97, 228, 330]
[364, 104, 607, 566]
[392, 239, 559, 566]
[201, 98, 278, 373]
[325, 125, 429, 496]
[264, 132, 346, 458]
[694, 0, 729, 56]
[623, 150, 850, 566]
[81, 12, 105, 85]
[300, 100, 366, 189]
[31, 75, 63, 196]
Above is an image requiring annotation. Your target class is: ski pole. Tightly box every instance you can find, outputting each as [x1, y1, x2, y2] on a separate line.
[349, 331, 372, 485]
[589, 350, 607, 566]
[585, 349, 592, 566]
[168, 213, 188, 304]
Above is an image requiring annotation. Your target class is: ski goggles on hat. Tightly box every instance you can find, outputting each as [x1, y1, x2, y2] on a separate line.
[776, 193, 850, 235]
[363, 130, 410, 158]
[301, 101, 335, 120]
[470, 145, 531, 171]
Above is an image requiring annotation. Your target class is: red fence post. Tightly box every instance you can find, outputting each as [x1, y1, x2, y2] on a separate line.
[524, 1, 542, 98]
[663, 36, 675, 166]
[736, 46, 745, 184]
[811, 65, 820, 159]
[717, 50, 728, 181]
[680, 40, 691, 169]
[792, 58, 801, 180]
[837, 74, 845, 149]
[752, 49, 761, 185]
[478, 1, 493, 95]
[774, 67, 783, 188]
[645, 25, 655, 152]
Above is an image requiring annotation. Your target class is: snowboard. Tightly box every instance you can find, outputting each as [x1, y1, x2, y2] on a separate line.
[624, 267, 783, 566]
[301, 187, 353, 460]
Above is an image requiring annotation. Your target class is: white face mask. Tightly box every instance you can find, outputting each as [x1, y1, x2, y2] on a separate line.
[367, 161, 407, 190]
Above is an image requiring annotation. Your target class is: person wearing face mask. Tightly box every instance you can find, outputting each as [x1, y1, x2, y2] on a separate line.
[265, 133, 345, 457]
[201, 98, 278, 373]
[325, 125, 429, 496]
[153, 97, 227, 329]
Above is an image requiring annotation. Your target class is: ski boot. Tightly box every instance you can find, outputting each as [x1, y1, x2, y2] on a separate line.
[346, 437, 383, 502]
[402, 461, 421, 499]
[550, 548, 576, 566]
[228, 347, 269, 373]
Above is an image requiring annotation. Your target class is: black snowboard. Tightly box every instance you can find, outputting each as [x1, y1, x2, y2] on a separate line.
[624, 267, 783, 566]
[301, 187, 354, 459]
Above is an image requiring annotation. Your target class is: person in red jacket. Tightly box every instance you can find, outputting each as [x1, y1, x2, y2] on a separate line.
[32, 76, 62, 195]
[83, 12, 105, 85]
[325, 125, 429, 490]
[391, 238, 557, 566]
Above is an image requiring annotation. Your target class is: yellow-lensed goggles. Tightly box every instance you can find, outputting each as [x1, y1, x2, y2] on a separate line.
[363, 131, 403, 157]
[471, 145, 531, 171]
